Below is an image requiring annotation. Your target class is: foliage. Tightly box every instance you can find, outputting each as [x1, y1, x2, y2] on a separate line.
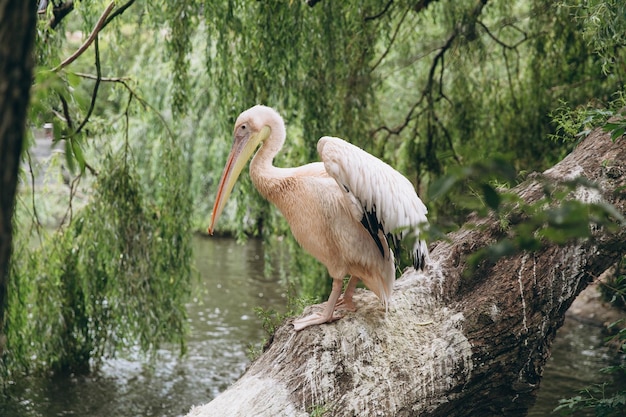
[427, 157, 519, 230]
[247, 285, 315, 361]
[549, 93, 626, 145]
[545, 0, 626, 178]
[9, 0, 626, 378]
[308, 404, 331, 417]
[563, 0, 626, 78]
[427, 157, 625, 273]
[187, 0, 623, 301]
[550, 102, 615, 143]
[4, 139, 192, 375]
[556, 384, 626, 417]
[374, 0, 614, 181]
[4, 0, 193, 376]
[603, 111, 626, 142]
[600, 257, 626, 309]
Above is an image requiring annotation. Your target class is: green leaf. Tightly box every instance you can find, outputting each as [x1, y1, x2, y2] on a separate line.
[610, 126, 625, 141]
[428, 174, 459, 201]
[71, 139, 86, 174]
[592, 201, 626, 226]
[64, 140, 76, 174]
[66, 71, 82, 88]
[540, 202, 592, 243]
[481, 183, 501, 211]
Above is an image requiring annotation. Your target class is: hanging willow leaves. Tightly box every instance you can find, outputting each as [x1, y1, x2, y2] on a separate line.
[6, 0, 625, 378]
[5, 143, 191, 374]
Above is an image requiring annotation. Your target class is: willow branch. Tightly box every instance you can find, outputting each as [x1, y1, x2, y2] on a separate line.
[52, 1, 114, 72]
[370, 32, 456, 138]
[76, 72, 175, 141]
[102, 0, 137, 30]
[75, 36, 101, 136]
[72, 72, 130, 82]
[370, 5, 410, 72]
[476, 20, 528, 50]
[412, 0, 439, 14]
[48, 1, 75, 30]
[474, 19, 528, 112]
[364, 0, 394, 21]
[434, 111, 462, 164]
[24, 150, 44, 241]
[370, 97, 427, 137]
[372, 0, 488, 143]
[58, 175, 83, 229]
[58, 93, 73, 129]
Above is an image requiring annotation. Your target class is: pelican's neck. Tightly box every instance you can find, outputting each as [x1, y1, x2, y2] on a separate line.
[249, 115, 286, 187]
[250, 139, 279, 172]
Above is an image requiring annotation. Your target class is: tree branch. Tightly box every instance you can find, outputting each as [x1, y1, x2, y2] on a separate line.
[24, 150, 44, 239]
[370, 5, 410, 72]
[370, 31, 456, 139]
[370, 94, 427, 137]
[102, 0, 137, 30]
[48, 1, 75, 30]
[476, 20, 528, 50]
[58, 174, 83, 228]
[52, 1, 115, 72]
[364, 0, 394, 22]
[73, 72, 175, 141]
[412, 0, 439, 14]
[372, 0, 488, 168]
[57, 93, 73, 129]
[72, 72, 130, 82]
[74, 36, 101, 136]
[186, 128, 626, 417]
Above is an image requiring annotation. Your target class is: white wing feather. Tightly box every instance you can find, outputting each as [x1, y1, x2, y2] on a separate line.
[317, 136, 429, 269]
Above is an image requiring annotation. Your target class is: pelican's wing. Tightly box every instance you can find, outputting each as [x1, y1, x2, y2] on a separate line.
[317, 136, 429, 270]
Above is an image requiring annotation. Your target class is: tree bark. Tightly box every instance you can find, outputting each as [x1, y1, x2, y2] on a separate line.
[187, 128, 626, 417]
[0, 1, 37, 341]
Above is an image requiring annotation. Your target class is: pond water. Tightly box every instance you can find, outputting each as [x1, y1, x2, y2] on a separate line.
[529, 316, 625, 416]
[0, 236, 622, 416]
[0, 237, 287, 417]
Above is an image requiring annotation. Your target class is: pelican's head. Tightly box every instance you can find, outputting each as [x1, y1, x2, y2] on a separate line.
[208, 105, 284, 234]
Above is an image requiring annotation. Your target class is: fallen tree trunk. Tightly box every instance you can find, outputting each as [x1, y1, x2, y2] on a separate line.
[187, 128, 626, 417]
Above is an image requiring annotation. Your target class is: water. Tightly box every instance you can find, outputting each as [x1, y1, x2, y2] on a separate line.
[0, 237, 287, 417]
[0, 237, 622, 416]
[529, 317, 625, 416]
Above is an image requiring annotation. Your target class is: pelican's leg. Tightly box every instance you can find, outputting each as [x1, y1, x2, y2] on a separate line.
[336, 275, 358, 312]
[293, 279, 343, 331]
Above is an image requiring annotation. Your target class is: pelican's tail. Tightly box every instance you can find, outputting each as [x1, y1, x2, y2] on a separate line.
[373, 248, 395, 312]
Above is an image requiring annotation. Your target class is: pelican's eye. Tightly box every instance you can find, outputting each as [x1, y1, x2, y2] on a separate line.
[235, 123, 249, 141]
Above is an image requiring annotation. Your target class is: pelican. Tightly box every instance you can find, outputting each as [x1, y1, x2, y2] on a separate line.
[209, 105, 428, 331]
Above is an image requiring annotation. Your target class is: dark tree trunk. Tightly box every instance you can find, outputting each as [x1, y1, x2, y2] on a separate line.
[187, 128, 626, 417]
[0, 1, 37, 342]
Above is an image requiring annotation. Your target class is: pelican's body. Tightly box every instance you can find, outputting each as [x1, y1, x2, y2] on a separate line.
[209, 106, 428, 331]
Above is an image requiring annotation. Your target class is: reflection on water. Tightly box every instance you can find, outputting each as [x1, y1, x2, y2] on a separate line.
[0, 236, 622, 417]
[0, 236, 287, 417]
[529, 316, 625, 416]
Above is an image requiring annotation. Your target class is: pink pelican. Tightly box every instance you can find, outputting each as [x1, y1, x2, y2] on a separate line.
[209, 105, 428, 331]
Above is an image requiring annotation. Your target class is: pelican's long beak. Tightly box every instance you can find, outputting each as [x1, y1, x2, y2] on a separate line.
[208, 126, 270, 234]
